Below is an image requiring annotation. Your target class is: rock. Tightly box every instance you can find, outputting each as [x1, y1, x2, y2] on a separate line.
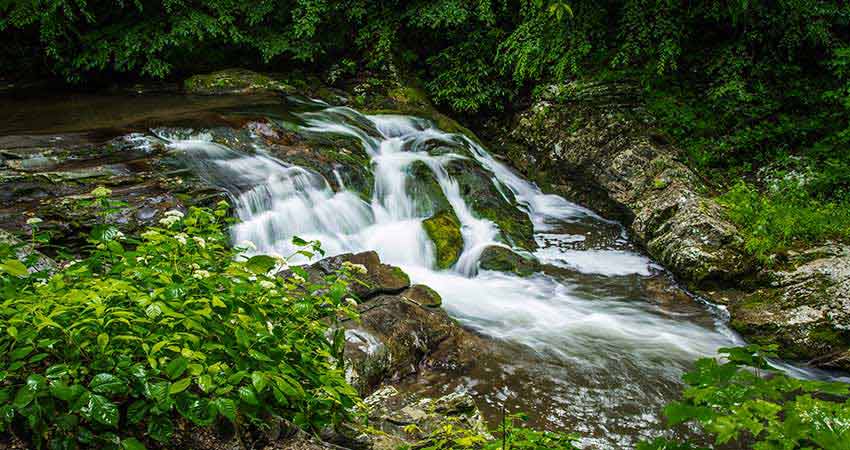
[478, 245, 541, 277]
[495, 80, 752, 286]
[293, 252, 483, 394]
[401, 284, 443, 308]
[728, 244, 850, 370]
[184, 69, 296, 96]
[422, 210, 463, 270]
[296, 251, 410, 299]
[443, 158, 536, 250]
[363, 386, 489, 450]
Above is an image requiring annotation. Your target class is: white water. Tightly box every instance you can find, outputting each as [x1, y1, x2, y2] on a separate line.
[159, 104, 747, 446]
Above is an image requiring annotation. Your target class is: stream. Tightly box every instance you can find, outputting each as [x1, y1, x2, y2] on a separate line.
[157, 100, 740, 447]
[3, 92, 842, 448]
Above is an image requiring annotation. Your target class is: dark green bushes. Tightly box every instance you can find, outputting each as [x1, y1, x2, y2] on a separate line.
[640, 345, 850, 449]
[0, 203, 359, 449]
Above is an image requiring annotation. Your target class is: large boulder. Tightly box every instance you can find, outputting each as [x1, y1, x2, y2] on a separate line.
[293, 252, 485, 394]
[478, 245, 541, 277]
[728, 244, 850, 370]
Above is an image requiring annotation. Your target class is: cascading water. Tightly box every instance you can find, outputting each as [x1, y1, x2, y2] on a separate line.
[155, 102, 778, 447]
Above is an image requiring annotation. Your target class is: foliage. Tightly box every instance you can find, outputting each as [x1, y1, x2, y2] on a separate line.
[0, 202, 360, 449]
[719, 181, 850, 262]
[643, 345, 850, 449]
[404, 412, 578, 450]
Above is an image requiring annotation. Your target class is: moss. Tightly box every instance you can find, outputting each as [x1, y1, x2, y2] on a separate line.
[478, 246, 540, 277]
[184, 69, 296, 95]
[422, 210, 463, 270]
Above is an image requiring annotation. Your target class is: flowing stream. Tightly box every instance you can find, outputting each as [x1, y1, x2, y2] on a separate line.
[158, 102, 752, 447]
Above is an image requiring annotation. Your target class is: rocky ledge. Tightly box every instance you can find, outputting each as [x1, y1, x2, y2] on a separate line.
[484, 79, 850, 370]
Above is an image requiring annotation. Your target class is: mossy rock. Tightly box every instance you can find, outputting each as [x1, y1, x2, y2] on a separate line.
[422, 210, 463, 270]
[478, 246, 541, 277]
[402, 284, 443, 308]
[184, 69, 296, 95]
[407, 161, 451, 216]
[444, 158, 536, 250]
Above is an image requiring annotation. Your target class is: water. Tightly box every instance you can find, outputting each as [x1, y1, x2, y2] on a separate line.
[151, 101, 841, 447]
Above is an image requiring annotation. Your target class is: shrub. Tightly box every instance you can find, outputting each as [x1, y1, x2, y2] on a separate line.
[0, 202, 359, 449]
[640, 345, 850, 449]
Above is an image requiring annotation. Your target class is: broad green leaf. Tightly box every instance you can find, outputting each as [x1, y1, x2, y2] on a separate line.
[169, 377, 192, 394]
[89, 373, 127, 395]
[212, 397, 237, 422]
[164, 357, 188, 380]
[121, 438, 147, 450]
[82, 394, 119, 427]
[246, 255, 277, 274]
[0, 259, 28, 277]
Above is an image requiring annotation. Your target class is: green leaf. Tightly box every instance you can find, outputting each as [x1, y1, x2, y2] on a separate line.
[121, 438, 147, 450]
[245, 255, 277, 274]
[97, 333, 109, 350]
[239, 386, 259, 406]
[127, 400, 148, 424]
[164, 357, 188, 380]
[169, 377, 192, 394]
[0, 259, 28, 277]
[251, 371, 267, 393]
[212, 397, 237, 422]
[82, 393, 119, 427]
[89, 373, 127, 395]
[197, 375, 214, 393]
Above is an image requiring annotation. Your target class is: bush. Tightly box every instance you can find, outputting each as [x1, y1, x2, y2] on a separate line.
[640, 345, 850, 449]
[0, 202, 359, 449]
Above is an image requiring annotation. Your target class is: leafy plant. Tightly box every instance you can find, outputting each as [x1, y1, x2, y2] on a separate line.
[0, 201, 360, 449]
[643, 345, 850, 449]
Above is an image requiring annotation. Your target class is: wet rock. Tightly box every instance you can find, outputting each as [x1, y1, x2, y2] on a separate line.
[728, 244, 850, 370]
[499, 84, 751, 286]
[184, 69, 296, 96]
[422, 210, 463, 270]
[297, 251, 410, 299]
[478, 245, 541, 277]
[401, 284, 443, 308]
[295, 252, 484, 395]
[443, 158, 536, 250]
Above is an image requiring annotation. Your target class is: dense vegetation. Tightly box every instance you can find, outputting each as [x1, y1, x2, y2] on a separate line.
[3, 0, 848, 257]
[0, 199, 360, 449]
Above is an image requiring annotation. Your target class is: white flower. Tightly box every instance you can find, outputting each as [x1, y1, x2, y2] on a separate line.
[342, 261, 368, 275]
[259, 280, 275, 290]
[114, 230, 125, 240]
[193, 270, 211, 279]
[26, 217, 43, 225]
[191, 263, 200, 270]
[237, 240, 257, 251]
[164, 210, 185, 218]
[192, 236, 206, 248]
[345, 298, 358, 307]
[174, 233, 188, 245]
[136, 255, 151, 264]
[158, 216, 180, 227]
[291, 274, 306, 284]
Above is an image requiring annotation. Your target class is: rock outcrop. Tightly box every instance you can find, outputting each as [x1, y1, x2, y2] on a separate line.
[486, 79, 849, 369]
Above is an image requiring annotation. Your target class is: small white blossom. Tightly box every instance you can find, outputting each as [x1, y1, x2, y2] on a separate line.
[164, 210, 185, 218]
[192, 236, 206, 248]
[114, 230, 125, 240]
[259, 280, 275, 290]
[237, 240, 257, 251]
[345, 298, 358, 307]
[342, 261, 368, 275]
[26, 217, 43, 225]
[193, 270, 211, 279]
[191, 263, 200, 270]
[158, 216, 180, 227]
[291, 274, 306, 284]
[174, 233, 188, 245]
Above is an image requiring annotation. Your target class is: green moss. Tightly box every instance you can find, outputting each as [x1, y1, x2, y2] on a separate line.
[184, 69, 295, 95]
[478, 246, 540, 277]
[422, 210, 463, 270]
